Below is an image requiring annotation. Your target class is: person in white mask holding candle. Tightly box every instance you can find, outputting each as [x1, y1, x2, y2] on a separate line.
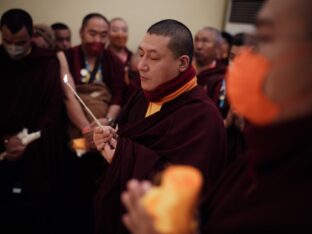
[0, 8, 75, 234]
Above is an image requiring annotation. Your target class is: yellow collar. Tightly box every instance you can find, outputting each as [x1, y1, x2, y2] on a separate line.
[145, 77, 197, 117]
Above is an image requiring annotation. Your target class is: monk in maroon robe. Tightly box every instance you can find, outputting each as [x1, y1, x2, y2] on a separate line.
[65, 13, 125, 127]
[64, 13, 127, 234]
[0, 9, 74, 234]
[121, 1, 312, 233]
[195, 27, 243, 163]
[108, 17, 140, 101]
[194, 27, 227, 111]
[93, 19, 227, 234]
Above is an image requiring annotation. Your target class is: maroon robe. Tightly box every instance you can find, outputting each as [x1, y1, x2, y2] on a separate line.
[197, 61, 227, 111]
[197, 62, 243, 164]
[0, 45, 73, 233]
[94, 86, 227, 234]
[202, 114, 312, 233]
[65, 45, 128, 234]
[108, 47, 139, 102]
[65, 45, 125, 105]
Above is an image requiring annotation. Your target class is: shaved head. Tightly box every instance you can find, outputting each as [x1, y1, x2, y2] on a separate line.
[201, 27, 222, 46]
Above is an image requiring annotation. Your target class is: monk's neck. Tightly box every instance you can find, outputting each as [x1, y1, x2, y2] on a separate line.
[109, 45, 127, 63]
[196, 60, 217, 73]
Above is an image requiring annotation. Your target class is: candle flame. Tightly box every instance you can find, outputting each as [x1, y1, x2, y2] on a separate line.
[63, 74, 68, 83]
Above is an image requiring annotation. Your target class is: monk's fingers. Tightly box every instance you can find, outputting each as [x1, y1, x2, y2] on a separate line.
[101, 126, 114, 133]
[141, 181, 152, 194]
[7, 145, 26, 154]
[94, 135, 111, 144]
[93, 133, 113, 147]
[94, 130, 113, 141]
[93, 126, 104, 134]
[121, 190, 143, 224]
[109, 138, 117, 149]
[96, 142, 106, 152]
[102, 143, 115, 163]
[123, 180, 146, 216]
[128, 179, 147, 198]
[122, 214, 137, 234]
[122, 192, 156, 234]
[5, 148, 25, 161]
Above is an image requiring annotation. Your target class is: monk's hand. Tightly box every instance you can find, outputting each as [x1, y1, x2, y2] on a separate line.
[4, 135, 26, 161]
[99, 137, 117, 163]
[91, 118, 109, 127]
[121, 179, 158, 234]
[93, 126, 117, 159]
[82, 125, 95, 150]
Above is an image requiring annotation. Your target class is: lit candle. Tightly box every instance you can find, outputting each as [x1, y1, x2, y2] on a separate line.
[63, 74, 102, 128]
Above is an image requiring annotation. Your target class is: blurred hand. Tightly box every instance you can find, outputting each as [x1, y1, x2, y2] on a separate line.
[93, 126, 117, 162]
[4, 135, 26, 161]
[121, 180, 157, 234]
[101, 137, 117, 163]
[121, 179, 157, 234]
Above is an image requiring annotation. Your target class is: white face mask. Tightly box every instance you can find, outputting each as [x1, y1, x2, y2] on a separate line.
[3, 43, 30, 59]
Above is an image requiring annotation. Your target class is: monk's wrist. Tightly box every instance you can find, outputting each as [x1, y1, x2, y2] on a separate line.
[105, 116, 115, 127]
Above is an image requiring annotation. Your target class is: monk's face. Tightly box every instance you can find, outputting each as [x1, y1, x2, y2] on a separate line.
[54, 29, 71, 50]
[138, 34, 181, 92]
[109, 19, 128, 49]
[1, 25, 32, 59]
[80, 17, 109, 46]
[256, 0, 312, 119]
[194, 29, 219, 66]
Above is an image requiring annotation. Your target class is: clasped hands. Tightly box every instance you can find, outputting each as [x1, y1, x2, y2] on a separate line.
[93, 125, 117, 163]
[82, 118, 114, 150]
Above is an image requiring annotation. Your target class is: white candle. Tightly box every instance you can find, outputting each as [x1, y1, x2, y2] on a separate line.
[63, 74, 102, 128]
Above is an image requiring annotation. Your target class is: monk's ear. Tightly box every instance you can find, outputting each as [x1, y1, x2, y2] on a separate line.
[178, 55, 190, 73]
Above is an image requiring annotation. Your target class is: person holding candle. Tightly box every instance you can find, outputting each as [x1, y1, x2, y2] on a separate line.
[92, 19, 227, 234]
[30, 26, 94, 148]
[0, 8, 75, 234]
[120, 0, 312, 233]
[64, 13, 126, 234]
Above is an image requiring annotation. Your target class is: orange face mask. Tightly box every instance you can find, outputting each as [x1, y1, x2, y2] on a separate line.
[226, 49, 281, 126]
[110, 34, 128, 48]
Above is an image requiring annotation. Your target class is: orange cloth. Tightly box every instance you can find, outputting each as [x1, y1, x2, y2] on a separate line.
[141, 165, 203, 234]
[145, 77, 197, 117]
[226, 49, 280, 126]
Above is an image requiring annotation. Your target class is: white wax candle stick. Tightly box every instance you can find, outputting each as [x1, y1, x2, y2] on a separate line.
[63, 74, 102, 128]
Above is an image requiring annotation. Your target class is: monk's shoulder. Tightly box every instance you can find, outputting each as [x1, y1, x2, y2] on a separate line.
[102, 49, 123, 66]
[31, 46, 57, 60]
[184, 86, 220, 111]
[173, 86, 223, 122]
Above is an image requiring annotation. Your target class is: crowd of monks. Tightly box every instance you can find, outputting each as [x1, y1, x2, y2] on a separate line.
[0, 0, 312, 233]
